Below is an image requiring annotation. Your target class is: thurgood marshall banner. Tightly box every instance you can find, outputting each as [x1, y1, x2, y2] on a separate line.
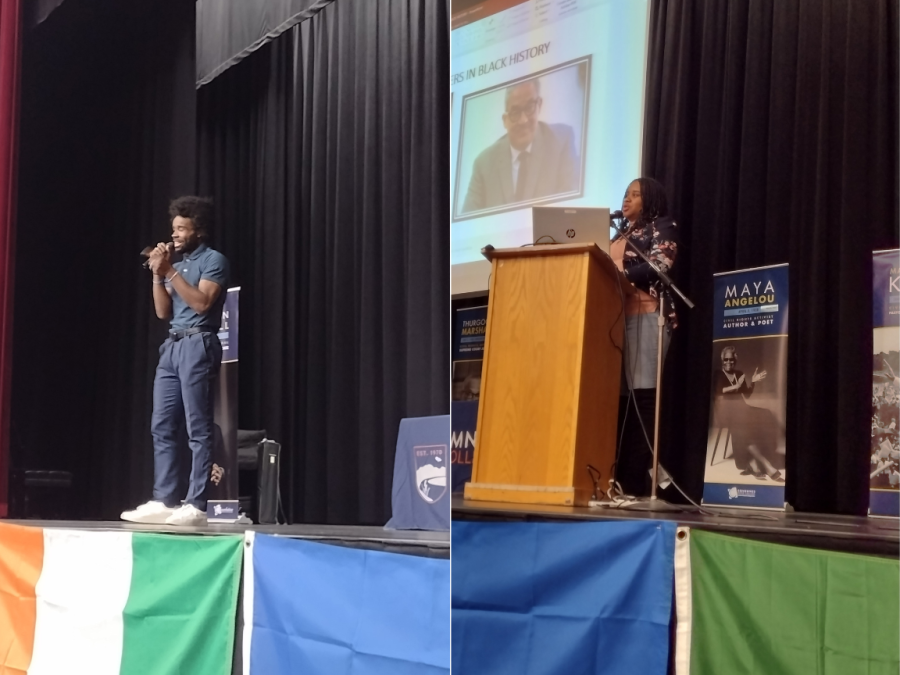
[451, 305, 487, 492]
[703, 264, 788, 510]
[869, 249, 899, 518]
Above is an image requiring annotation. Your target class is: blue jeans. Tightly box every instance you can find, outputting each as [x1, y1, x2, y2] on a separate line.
[621, 312, 671, 392]
[151, 332, 222, 510]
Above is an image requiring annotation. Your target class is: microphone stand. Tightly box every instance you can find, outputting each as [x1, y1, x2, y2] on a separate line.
[612, 216, 694, 513]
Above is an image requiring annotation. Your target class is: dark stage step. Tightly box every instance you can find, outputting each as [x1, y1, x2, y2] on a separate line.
[4, 519, 449, 558]
[453, 495, 898, 557]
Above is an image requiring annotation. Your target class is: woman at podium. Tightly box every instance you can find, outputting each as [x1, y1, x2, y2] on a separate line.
[609, 177, 679, 495]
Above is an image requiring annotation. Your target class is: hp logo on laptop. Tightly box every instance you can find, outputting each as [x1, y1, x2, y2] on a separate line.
[566, 229, 576, 238]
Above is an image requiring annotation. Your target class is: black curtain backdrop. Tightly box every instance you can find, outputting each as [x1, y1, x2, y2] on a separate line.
[195, 0, 333, 86]
[197, 0, 449, 524]
[644, 0, 899, 514]
[13, 0, 196, 518]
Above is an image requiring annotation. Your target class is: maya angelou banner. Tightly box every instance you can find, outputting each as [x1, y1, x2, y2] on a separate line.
[702, 264, 788, 510]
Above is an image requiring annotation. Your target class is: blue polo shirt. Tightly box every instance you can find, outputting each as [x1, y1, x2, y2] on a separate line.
[165, 243, 230, 330]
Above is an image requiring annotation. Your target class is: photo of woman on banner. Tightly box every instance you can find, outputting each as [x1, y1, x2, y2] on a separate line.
[712, 345, 785, 482]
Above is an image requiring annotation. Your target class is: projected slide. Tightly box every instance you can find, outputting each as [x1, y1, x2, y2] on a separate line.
[455, 59, 590, 219]
[451, 0, 650, 269]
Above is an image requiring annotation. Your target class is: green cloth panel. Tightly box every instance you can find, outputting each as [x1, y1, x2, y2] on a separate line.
[120, 533, 243, 675]
[690, 530, 899, 675]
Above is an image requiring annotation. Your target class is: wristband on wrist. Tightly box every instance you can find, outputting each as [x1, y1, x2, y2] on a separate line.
[152, 278, 165, 285]
[166, 270, 179, 282]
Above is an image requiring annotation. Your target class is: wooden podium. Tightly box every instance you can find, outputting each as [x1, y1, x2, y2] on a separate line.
[463, 243, 631, 506]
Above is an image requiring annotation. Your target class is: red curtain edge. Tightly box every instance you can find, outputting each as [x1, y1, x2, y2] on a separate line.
[0, 0, 22, 518]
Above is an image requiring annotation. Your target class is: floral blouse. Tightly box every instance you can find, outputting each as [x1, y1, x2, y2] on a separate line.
[618, 215, 679, 329]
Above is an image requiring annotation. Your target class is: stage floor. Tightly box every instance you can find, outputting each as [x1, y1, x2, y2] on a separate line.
[4, 519, 449, 557]
[453, 495, 898, 557]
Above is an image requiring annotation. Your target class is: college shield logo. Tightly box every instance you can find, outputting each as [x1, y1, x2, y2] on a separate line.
[413, 444, 448, 503]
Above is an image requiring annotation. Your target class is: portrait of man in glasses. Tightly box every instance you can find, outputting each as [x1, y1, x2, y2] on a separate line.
[460, 77, 580, 215]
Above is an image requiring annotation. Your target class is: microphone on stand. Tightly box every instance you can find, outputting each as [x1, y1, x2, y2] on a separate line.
[610, 210, 630, 239]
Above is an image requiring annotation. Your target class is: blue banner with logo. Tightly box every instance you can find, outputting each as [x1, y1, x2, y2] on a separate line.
[452, 520, 676, 675]
[703, 265, 788, 510]
[386, 415, 450, 531]
[244, 533, 450, 675]
[219, 287, 240, 362]
[870, 250, 899, 518]
[452, 306, 487, 492]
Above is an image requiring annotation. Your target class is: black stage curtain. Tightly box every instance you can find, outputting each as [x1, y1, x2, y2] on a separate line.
[197, 0, 449, 524]
[643, 0, 899, 514]
[196, 0, 333, 86]
[25, 0, 66, 28]
[13, 0, 196, 518]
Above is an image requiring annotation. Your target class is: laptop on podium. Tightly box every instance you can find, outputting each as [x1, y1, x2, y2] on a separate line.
[531, 206, 611, 254]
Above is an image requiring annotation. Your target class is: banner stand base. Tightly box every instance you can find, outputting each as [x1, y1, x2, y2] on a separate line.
[591, 497, 686, 513]
[619, 497, 683, 513]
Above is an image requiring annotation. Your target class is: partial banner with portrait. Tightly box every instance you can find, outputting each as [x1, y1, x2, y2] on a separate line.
[702, 264, 789, 510]
[451, 305, 487, 492]
[869, 249, 899, 518]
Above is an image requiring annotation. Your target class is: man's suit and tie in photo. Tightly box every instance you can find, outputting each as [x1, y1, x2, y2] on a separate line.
[460, 78, 581, 216]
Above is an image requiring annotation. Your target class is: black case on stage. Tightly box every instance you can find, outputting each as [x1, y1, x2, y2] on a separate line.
[9, 469, 74, 519]
[257, 439, 281, 524]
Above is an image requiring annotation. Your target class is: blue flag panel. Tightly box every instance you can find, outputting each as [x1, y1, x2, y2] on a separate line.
[452, 520, 676, 675]
[247, 534, 450, 674]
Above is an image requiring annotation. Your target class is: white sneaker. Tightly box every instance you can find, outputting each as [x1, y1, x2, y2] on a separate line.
[165, 504, 208, 526]
[121, 500, 176, 524]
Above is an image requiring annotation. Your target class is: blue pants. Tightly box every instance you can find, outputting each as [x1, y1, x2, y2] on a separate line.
[151, 332, 222, 510]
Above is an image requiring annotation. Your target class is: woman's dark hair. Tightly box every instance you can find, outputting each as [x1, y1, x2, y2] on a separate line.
[629, 177, 669, 224]
[169, 196, 214, 242]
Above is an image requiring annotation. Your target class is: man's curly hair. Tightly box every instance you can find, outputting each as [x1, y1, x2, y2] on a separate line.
[169, 196, 214, 242]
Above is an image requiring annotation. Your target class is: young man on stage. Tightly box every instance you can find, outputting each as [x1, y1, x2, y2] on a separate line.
[121, 196, 229, 526]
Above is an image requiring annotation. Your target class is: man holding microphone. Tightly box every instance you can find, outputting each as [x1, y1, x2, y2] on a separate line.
[121, 196, 229, 526]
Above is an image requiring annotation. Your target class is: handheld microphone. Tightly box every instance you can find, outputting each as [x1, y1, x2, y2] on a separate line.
[141, 242, 175, 269]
